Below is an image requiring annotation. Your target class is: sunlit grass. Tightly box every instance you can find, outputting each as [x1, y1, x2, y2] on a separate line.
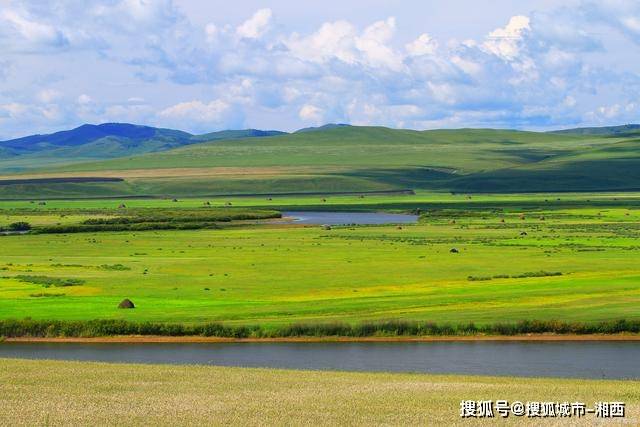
[0, 358, 638, 426]
[0, 194, 639, 326]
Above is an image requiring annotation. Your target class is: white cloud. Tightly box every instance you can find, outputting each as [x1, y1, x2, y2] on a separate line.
[37, 89, 62, 103]
[298, 104, 323, 123]
[563, 95, 577, 107]
[159, 100, 228, 120]
[205, 23, 218, 44]
[406, 33, 438, 56]
[355, 17, 404, 70]
[0, 103, 28, 118]
[157, 99, 244, 132]
[236, 8, 272, 39]
[77, 94, 93, 105]
[483, 15, 530, 60]
[0, 8, 69, 52]
[287, 21, 357, 63]
[2, 1, 640, 136]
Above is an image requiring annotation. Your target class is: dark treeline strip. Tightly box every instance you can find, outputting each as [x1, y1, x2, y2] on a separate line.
[1, 319, 639, 339]
[32, 222, 223, 234]
[0, 177, 124, 186]
[81, 210, 281, 225]
[22, 208, 282, 234]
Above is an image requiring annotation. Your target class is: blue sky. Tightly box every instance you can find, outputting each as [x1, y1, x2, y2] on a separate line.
[1, 0, 639, 138]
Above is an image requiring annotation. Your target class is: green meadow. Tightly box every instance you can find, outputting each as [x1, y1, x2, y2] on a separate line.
[0, 192, 638, 327]
[3, 126, 640, 199]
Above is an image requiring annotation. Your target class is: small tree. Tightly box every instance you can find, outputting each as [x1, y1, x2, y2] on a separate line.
[8, 222, 31, 231]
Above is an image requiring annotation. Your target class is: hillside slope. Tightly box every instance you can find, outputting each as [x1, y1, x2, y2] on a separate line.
[0, 125, 638, 197]
[549, 124, 640, 137]
[0, 123, 288, 173]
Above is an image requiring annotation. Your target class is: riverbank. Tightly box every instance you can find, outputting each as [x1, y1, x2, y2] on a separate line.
[5, 333, 640, 343]
[3, 319, 640, 340]
[1, 358, 638, 425]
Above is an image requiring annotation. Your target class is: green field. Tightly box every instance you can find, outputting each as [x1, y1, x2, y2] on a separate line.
[1, 358, 638, 425]
[0, 192, 638, 328]
[2, 126, 640, 198]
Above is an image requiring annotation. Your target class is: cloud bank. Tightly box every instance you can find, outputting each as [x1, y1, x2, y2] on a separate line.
[1, 0, 640, 138]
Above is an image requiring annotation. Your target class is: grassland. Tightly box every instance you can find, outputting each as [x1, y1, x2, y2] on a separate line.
[2, 126, 640, 198]
[1, 358, 638, 425]
[0, 192, 638, 329]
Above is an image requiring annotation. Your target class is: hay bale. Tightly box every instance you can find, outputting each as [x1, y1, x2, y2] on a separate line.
[450, 248, 459, 253]
[118, 298, 135, 309]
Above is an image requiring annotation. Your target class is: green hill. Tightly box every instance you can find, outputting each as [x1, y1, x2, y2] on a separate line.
[0, 125, 638, 198]
[549, 124, 640, 137]
[0, 123, 288, 173]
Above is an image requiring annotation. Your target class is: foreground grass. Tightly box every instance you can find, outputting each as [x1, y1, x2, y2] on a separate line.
[1, 358, 639, 426]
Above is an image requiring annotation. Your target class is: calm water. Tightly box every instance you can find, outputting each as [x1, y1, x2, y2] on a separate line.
[1, 341, 639, 379]
[283, 211, 418, 225]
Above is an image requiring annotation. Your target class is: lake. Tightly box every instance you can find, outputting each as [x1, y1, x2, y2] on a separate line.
[1, 341, 639, 379]
[283, 211, 418, 225]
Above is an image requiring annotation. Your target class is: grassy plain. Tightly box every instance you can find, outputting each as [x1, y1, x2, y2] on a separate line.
[0, 192, 638, 327]
[2, 126, 640, 197]
[0, 358, 638, 425]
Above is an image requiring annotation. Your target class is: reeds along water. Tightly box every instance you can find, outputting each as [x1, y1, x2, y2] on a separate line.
[1, 319, 639, 338]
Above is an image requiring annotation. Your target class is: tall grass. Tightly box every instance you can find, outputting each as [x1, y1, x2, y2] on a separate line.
[1, 319, 639, 338]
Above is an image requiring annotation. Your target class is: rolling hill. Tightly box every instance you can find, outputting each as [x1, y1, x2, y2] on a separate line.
[0, 123, 286, 172]
[0, 123, 639, 198]
[549, 123, 640, 137]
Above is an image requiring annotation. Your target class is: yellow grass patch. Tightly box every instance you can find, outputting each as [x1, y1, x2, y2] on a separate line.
[0, 358, 638, 426]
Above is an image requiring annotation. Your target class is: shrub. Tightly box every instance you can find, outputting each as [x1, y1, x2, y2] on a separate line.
[29, 292, 66, 298]
[8, 222, 31, 231]
[99, 264, 131, 271]
[467, 276, 492, 281]
[13, 275, 85, 288]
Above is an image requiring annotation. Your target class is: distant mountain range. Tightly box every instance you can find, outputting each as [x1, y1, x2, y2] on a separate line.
[1, 122, 639, 194]
[4, 121, 639, 158]
[0, 123, 286, 159]
[548, 124, 640, 136]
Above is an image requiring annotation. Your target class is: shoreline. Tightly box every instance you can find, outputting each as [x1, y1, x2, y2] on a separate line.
[4, 333, 640, 343]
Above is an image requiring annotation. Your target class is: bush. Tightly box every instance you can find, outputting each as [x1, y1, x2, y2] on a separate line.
[13, 275, 85, 288]
[8, 222, 31, 231]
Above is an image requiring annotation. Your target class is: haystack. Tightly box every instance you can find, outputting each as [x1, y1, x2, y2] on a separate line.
[118, 298, 135, 309]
